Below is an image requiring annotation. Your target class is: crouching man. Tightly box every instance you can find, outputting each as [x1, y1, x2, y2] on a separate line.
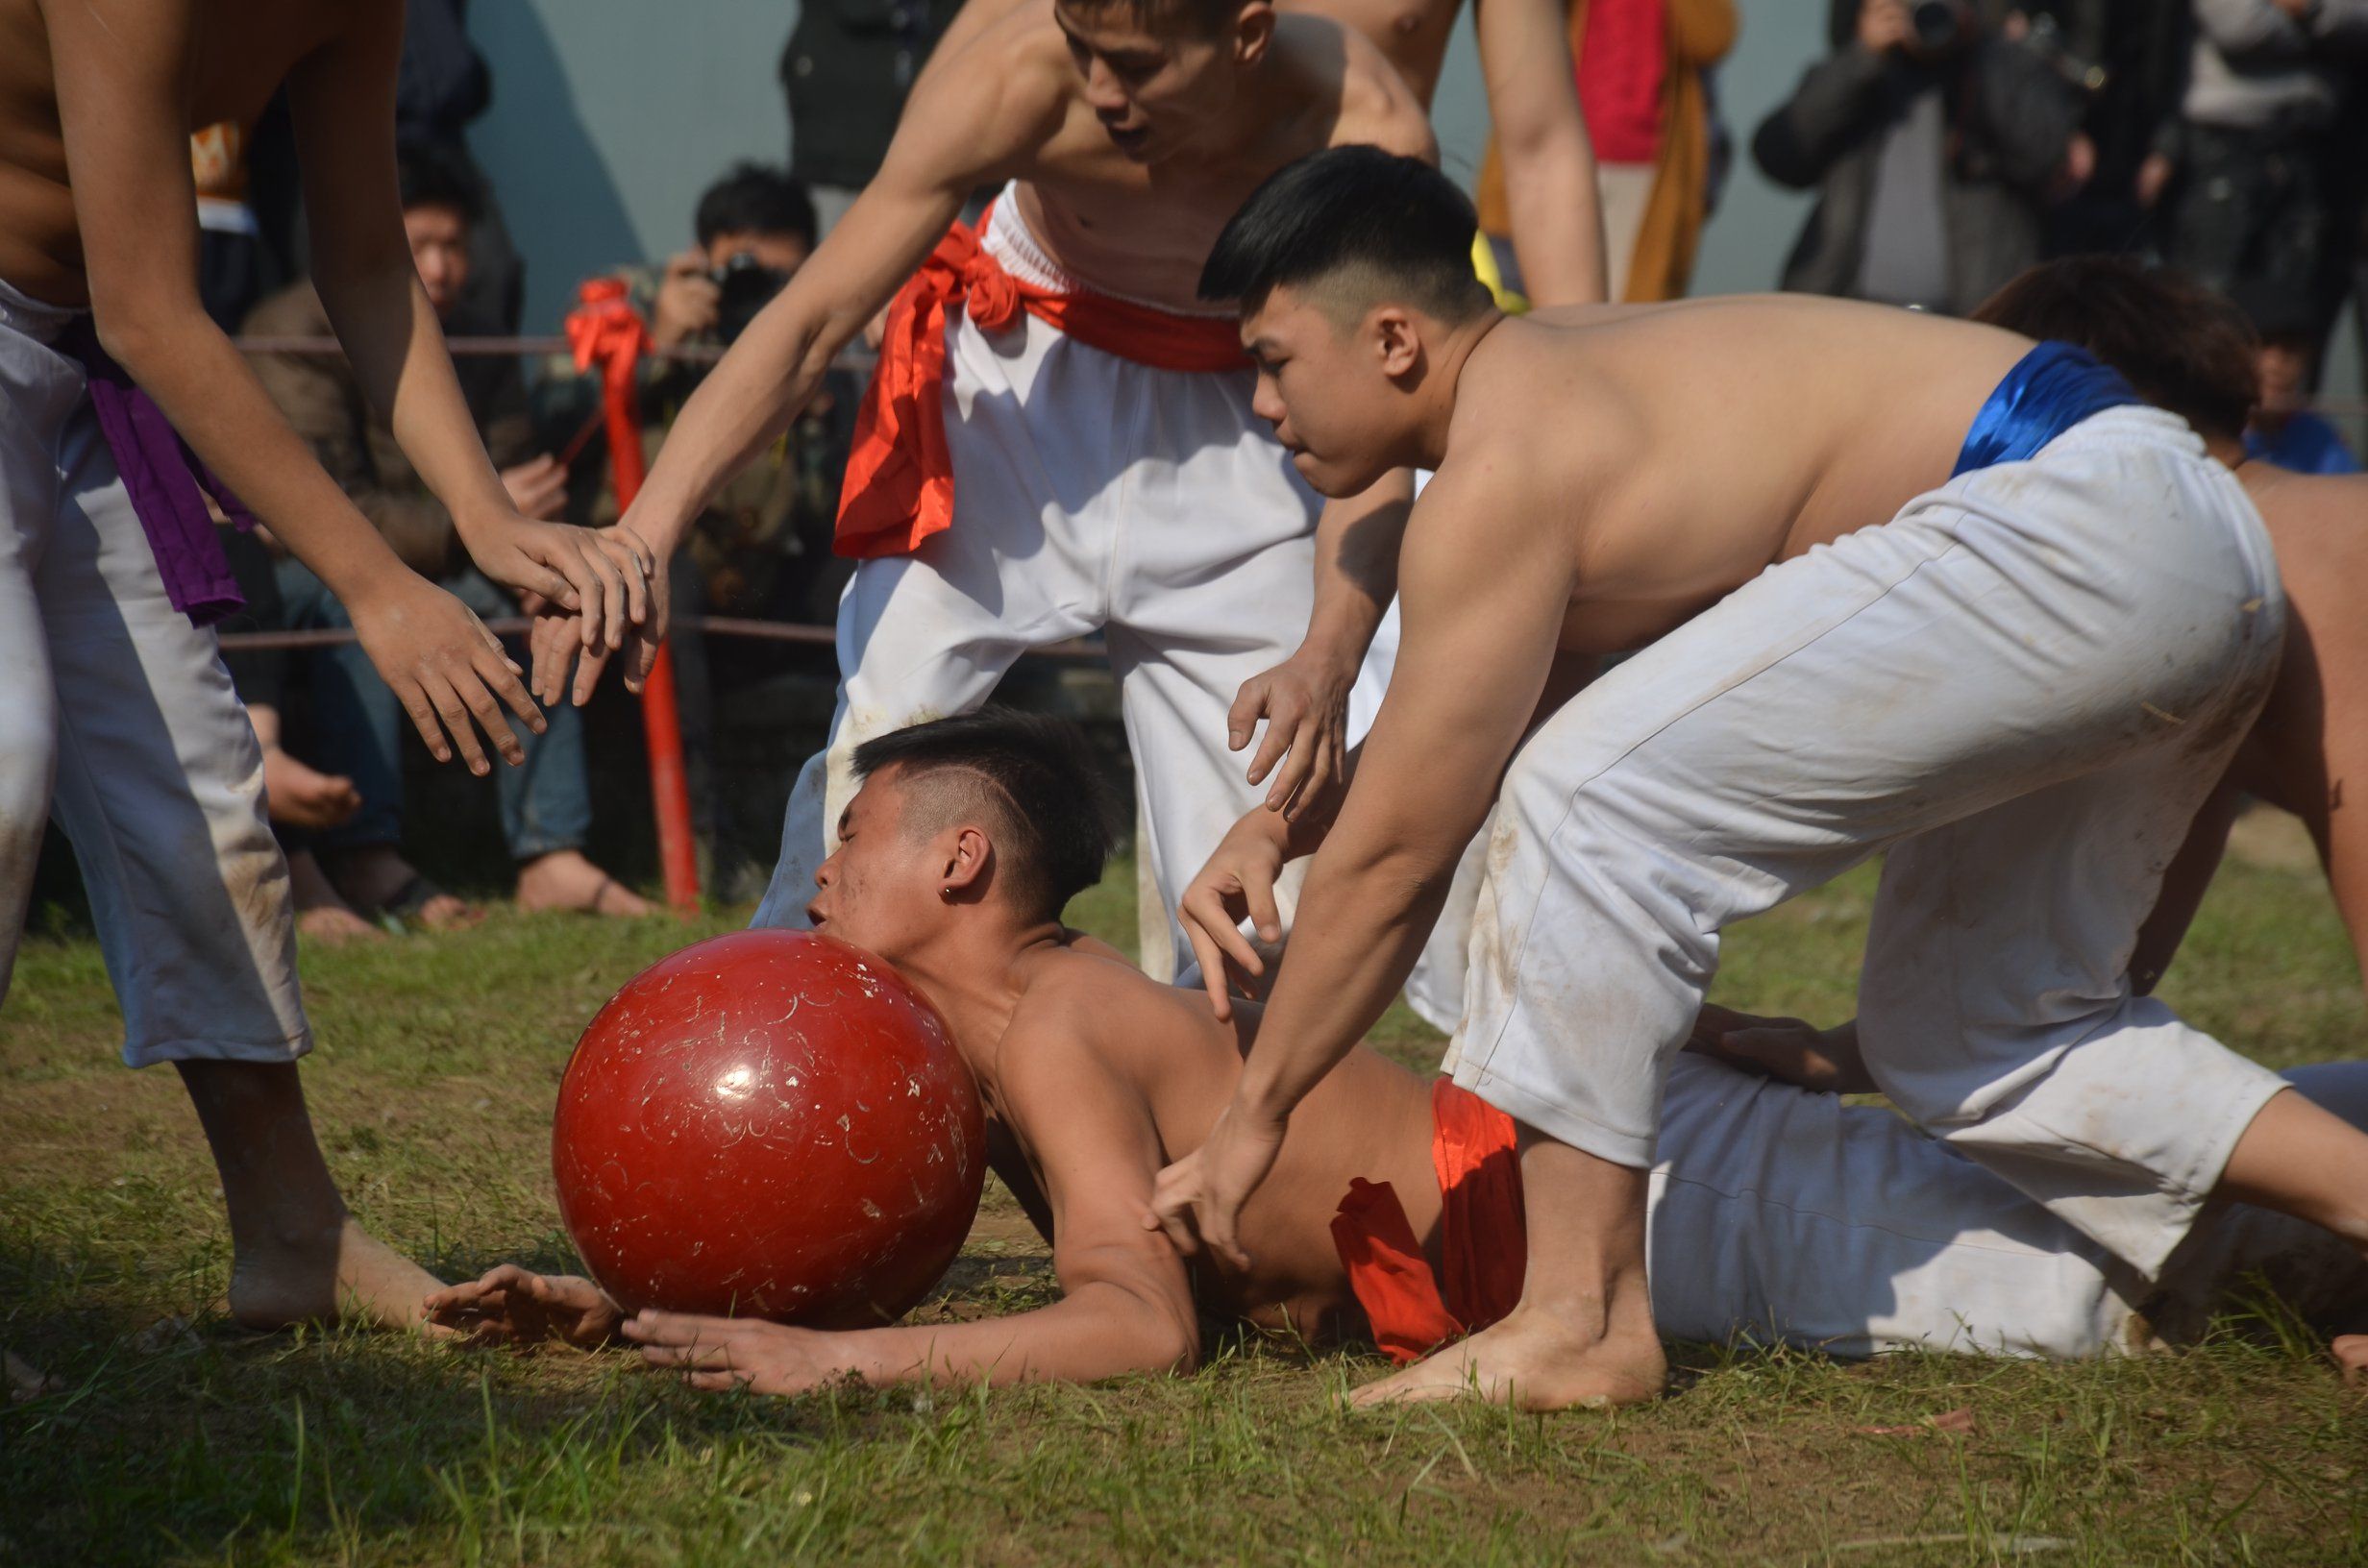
[429, 714, 2368, 1392]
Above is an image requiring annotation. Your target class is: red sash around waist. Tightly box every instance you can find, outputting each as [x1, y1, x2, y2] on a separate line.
[834, 209, 1250, 559]
[1329, 1079, 1529, 1364]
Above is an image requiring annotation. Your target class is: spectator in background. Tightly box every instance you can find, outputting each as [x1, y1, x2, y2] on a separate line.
[780, 0, 963, 234]
[2028, 0, 2190, 256]
[396, 0, 526, 334]
[536, 164, 856, 900]
[2232, 279, 2363, 472]
[2157, 0, 2368, 327]
[1753, 1, 2090, 315]
[1475, 0, 1737, 302]
[239, 147, 649, 929]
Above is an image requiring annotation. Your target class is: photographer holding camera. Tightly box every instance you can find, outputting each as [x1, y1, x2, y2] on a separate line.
[1751, 1, 2093, 314]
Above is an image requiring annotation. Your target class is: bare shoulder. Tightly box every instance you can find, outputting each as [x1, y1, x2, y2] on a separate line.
[1275, 12, 1435, 159]
[889, 1, 1076, 177]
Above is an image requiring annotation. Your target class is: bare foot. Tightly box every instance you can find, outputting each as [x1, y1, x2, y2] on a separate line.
[323, 845, 481, 930]
[2335, 1335, 2368, 1388]
[225, 1214, 446, 1333]
[261, 747, 363, 832]
[1348, 1305, 1667, 1410]
[515, 848, 653, 917]
[287, 850, 383, 945]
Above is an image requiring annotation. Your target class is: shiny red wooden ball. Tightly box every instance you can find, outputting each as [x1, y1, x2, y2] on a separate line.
[552, 929, 985, 1325]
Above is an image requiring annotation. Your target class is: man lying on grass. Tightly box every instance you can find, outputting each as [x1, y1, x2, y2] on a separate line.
[429, 712, 2368, 1394]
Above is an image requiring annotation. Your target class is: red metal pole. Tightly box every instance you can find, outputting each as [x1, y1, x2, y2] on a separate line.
[572, 280, 701, 912]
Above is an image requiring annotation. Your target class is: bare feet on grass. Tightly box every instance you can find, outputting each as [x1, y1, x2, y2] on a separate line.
[322, 844, 481, 929]
[1350, 1300, 1666, 1410]
[225, 1214, 446, 1334]
[287, 849, 382, 945]
[515, 848, 651, 917]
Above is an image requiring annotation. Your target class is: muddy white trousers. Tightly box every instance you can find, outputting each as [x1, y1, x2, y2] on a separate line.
[1451, 408, 2289, 1277]
[0, 279, 308, 1066]
[752, 230, 1321, 971]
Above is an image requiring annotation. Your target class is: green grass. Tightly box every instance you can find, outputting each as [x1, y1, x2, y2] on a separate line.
[4, 819, 2364, 1565]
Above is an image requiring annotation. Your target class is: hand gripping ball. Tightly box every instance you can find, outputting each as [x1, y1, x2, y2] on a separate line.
[553, 930, 986, 1326]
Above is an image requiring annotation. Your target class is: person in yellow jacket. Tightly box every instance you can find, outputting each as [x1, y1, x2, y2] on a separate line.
[1478, 0, 1734, 302]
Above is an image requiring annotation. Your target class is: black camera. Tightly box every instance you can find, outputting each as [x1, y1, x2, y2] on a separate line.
[1910, 0, 1963, 53]
[711, 252, 793, 345]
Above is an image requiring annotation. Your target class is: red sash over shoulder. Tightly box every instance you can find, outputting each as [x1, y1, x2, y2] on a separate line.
[834, 208, 1251, 559]
[1329, 1080, 1529, 1364]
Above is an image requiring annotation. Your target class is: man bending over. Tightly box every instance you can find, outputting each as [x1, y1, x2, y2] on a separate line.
[429, 714, 2368, 1390]
[1145, 148, 2368, 1409]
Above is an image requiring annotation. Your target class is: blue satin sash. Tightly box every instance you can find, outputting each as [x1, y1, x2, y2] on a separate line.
[1952, 340, 2139, 478]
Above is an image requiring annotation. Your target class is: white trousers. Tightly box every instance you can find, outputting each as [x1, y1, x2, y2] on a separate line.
[752, 242, 1321, 970]
[1649, 1055, 2368, 1358]
[1454, 407, 2289, 1277]
[0, 280, 308, 1066]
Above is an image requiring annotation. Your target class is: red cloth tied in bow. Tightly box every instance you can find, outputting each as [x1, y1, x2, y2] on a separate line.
[564, 277, 653, 502]
[1329, 1079, 1529, 1364]
[835, 209, 1251, 559]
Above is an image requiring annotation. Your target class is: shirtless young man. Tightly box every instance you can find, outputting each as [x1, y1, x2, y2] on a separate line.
[529, 0, 1432, 977]
[1143, 147, 2368, 1409]
[425, 713, 2368, 1390]
[1703, 257, 2368, 1094]
[0, 0, 649, 1333]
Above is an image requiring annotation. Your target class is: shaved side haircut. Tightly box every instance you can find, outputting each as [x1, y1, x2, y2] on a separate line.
[1199, 145, 1492, 325]
[851, 710, 1121, 923]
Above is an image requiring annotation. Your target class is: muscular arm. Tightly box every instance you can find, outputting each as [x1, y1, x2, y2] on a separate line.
[631, 1005, 1200, 1391]
[1237, 459, 1573, 1121]
[1471, 0, 1605, 306]
[617, 37, 1059, 564]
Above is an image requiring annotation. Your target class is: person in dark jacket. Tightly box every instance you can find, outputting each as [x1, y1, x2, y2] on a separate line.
[1752, 0, 2090, 315]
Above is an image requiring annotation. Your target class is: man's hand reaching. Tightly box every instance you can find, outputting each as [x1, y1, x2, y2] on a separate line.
[1176, 805, 1308, 1019]
[1686, 1004, 1876, 1095]
[464, 514, 654, 656]
[526, 525, 672, 705]
[425, 1265, 625, 1347]
[1143, 1102, 1284, 1272]
[347, 574, 546, 775]
[1229, 643, 1357, 821]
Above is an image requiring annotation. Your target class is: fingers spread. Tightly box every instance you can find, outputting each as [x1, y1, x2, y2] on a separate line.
[425, 673, 492, 774]
[394, 677, 456, 765]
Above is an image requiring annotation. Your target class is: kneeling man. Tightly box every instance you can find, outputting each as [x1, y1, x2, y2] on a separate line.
[1146, 149, 2368, 1409]
[430, 715, 2368, 1391]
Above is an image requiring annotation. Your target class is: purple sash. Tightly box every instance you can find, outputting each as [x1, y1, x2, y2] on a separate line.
[59, 321, 257, 626]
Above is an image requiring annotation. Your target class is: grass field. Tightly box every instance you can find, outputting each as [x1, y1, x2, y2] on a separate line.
[4, 814, 2364, 1566]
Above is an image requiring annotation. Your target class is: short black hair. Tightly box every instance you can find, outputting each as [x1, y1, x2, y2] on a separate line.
[1971, 257, 2258, 445]
[1066, 0, 1243, 37]
[850, 710, 1119, 924]
[694, 163, 818, 251]
[1199, 146, 1492, 323]
[397, 142, 482, 226]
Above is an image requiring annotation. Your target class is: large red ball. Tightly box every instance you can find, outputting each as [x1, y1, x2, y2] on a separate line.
[552, 929, 986, 1326]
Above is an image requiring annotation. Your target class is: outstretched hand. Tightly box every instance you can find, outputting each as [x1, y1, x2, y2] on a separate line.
[464, 516, 654, 655]
[348, 575, 546, 775]
[1142, 1102, 1285, 1272]
[1175, 807, 1296, 1020]
[526, 525, 672, 705]
[423, 1265, 625, 1348]
[623, 1310, 858, 1395]
[1229, 644, 1356, 821]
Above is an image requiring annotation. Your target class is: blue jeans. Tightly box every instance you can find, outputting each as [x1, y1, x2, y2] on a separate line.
[273, 559, 590, 861]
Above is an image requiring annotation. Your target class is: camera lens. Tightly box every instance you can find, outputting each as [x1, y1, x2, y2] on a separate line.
[1910, 0, 1960, 51]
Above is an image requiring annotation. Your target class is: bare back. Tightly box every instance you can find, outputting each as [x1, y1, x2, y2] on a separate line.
[0, 0, 349, 304]
[2232, 468, 2368, 970]
[991, 944, 1439, 1337]
[1439, 296, 2034, 652]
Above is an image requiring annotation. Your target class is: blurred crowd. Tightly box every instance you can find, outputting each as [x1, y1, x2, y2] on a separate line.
[185, 0, 2364, 934]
